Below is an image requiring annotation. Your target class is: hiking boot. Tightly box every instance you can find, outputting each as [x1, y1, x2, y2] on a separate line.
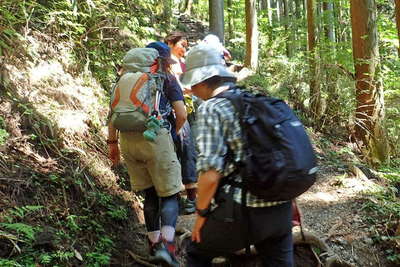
[183, 198, 196, 215]
[150, 241, 180, 267]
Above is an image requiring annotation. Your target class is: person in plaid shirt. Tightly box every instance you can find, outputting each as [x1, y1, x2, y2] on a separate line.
[180, 44, 294, 267]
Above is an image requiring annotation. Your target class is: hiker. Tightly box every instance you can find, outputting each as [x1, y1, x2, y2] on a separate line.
[165, 31, 198, 214]
[107, 41, 186, 267]
[164, 31, 188, 86]
[180, 44, 294, 267]
[202, 34, 232, 64]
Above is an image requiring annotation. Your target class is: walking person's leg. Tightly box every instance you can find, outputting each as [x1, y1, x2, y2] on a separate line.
[160, 193, 179, 244]
[180, 122, 197, 214]
[148, 128, 183, 266]
[255, 232, 294, 267]
[143, 187, 161, 248]
[250, 202, 294, 267]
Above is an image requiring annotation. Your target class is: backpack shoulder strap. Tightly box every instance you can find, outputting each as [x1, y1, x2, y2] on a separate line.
[215, 85, 245, 113]
[216, 88, 252, 255]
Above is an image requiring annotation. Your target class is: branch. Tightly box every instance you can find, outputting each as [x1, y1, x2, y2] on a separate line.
[126, 250, 158, 267]
[324, 63, 355, 80]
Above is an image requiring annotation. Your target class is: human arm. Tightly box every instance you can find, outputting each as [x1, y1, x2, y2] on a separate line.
[107, 123, 120, 167]
[191, 100, 229, 242]
[223, 48, 232, 61]
[192, 169, 222, 243]
[165, 76, 187, 134]
[171, 100, 187, 134]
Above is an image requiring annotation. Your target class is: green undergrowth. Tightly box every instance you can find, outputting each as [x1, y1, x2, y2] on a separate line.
[362, 163, 400, 264]
[0, 87, 137, 266]
[0, 1, 183, 265]
[0, 174, 134, 266]
[0, 0, 173, 90]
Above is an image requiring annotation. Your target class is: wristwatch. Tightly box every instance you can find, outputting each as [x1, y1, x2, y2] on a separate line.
[196, 206, 211, 217]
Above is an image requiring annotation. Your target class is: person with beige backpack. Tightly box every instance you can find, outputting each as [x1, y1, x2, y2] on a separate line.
[107, 42, 186, 267]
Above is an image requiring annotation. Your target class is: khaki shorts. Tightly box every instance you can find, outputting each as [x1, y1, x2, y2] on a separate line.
[120, 128, 183, 197]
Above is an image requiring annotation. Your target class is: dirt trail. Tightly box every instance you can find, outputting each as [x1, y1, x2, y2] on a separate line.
[298, 165, 390, 267]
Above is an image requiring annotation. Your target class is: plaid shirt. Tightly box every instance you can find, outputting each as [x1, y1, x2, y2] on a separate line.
[196, 88, 287, 208]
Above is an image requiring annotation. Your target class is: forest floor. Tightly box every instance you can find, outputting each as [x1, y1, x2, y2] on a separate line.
[297, 161, 389, 267]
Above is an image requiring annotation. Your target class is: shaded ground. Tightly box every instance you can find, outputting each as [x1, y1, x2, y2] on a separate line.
[298, 164, 391, 267]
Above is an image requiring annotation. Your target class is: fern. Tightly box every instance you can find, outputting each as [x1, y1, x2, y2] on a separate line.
[0, 223, 39, 241]
[10, 205, 43, 219]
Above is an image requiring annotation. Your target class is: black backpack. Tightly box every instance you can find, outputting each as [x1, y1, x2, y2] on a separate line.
[217, 88, 318, 201]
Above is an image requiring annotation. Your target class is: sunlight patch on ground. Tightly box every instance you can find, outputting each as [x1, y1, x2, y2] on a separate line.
[301, 174, 380, 204]
[29, 61, 65, 85]
[301, 191, 338, 203]
[56, 110, 88, 134]
[343, 177, 376, 192]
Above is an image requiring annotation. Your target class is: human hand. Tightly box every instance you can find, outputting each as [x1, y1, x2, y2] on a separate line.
[108, 143, 120, 167]
[178, 125, 188, 139]
[191, 215, 207, 243]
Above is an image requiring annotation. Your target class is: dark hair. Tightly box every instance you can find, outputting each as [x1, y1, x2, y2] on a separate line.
[201, 76, 236, 90]
[164, 31, 187, 46]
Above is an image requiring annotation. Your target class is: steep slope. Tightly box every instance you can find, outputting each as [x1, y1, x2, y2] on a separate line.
[0, 28, 153, 266]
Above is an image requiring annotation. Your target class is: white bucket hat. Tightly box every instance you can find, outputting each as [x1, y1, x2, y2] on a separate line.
[180, 44, 236, 87]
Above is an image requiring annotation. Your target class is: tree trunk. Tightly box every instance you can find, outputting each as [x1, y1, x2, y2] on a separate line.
[294, 0, 301, 19]
[283, 0, 293, 57]
[180, 0, 187, 13]
[245, 0, 259, 70]
[209, 0, 225, 42]
[395, 0, 400, 57]
[270, 0, 276, 25]
[307, 0, 321, 119]
[276, 0, 281, 22]
[266, 0, 273, 26]
[323, 1, 335, 42]
[333, 0, 341, 43]
[293, 0, 301, 52]
[163, 0, 172, 28]
[186, 0, 193, 15]
[227, 0, 233, 40]
[260, 0, 267, 10]
[350, 0, 389, 164]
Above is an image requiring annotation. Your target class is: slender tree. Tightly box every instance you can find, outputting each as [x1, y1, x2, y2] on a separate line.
[227, 0, 233, 40]
[276, 0, 282, 22]
[395, 0, 400, 57]
[163, 0, 172, 28]
[294, 0, 301, 19]
[323, 1, 335, 42]
[209, 0, 225, 42]
[245, 0, 259, 70]
[307, 0, 321, 118]
[260, 0, 267, 9]
[267, 0, 273, 25]
[283, 0, 293, 57]
[186, 0, 194, 15]
[350, 0, 389, 164]
[333, 0, 341, 43]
